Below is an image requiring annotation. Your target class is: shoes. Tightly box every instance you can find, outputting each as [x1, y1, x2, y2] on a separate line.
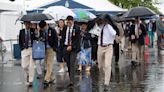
[43, 80, 50, 88]
[44, 79, 56, 85]
[58, 69, 65, 73]
[77, 68, 82, 72]
[26, 82, 32, 87]
[131, 61, 140, 66]
[121, 50, 124, 54]
[26, 76, 32, 87]
[43, 79, 56, 87]
[67, 82, 74, 88]
[131, 61, 135, 65]
[28, 82, 33, 87]
[104, 85, 109, 92]
[49, 79, 56, 84]
[43, 80, 49, 84]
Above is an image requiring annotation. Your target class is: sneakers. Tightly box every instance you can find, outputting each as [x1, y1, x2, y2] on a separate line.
[58, 69, 65, 73]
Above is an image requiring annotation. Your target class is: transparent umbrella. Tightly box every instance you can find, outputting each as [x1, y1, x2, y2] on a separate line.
[43, 6, 76, 21]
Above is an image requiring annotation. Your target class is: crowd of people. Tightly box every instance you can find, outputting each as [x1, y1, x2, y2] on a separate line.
[18, 14, 164, 91]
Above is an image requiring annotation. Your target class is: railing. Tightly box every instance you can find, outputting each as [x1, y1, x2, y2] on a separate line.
[0, 39, 19, 65]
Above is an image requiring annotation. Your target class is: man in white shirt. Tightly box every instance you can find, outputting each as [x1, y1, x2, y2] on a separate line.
[97, 14, 116, 91]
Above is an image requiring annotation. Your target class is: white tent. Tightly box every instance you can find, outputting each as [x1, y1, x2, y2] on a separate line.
[157, 4, 164, 14]
[0, 1, 23, 50]
[0, 1, 22, 11]
[25, 0, 126, 12]
[25, 0, 59, 11]
[73, 0, 126, 12]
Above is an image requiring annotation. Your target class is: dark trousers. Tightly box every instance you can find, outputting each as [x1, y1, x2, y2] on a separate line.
[114, 41, 119, 63]
[157, 36, 162, 50]
[91, 45, 98, 61]
[63, 47, 77, 83]
[56, 46, 63, 62]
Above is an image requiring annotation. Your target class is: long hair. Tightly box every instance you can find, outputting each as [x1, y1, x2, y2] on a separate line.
[57, 19, 65, 28]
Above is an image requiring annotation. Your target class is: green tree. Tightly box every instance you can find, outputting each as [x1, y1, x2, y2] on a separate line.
[109, 0, 161, 14]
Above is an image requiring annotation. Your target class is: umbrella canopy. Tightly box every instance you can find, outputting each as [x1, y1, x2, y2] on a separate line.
[112, 16, 135, 22]
[72, 9, 96, 21]
[42, 6, 76, 21]
[123, 7, 156, 18]
[19, 13, 53, 21]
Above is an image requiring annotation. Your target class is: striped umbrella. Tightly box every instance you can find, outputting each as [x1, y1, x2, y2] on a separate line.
[73, 9, 96, 21]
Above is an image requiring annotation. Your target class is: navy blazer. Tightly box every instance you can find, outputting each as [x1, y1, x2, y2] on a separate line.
[61, 25, 81, 52]
[19, 28, 36, 50]
[129, 23, 146, 45]
[38, 27, 58, 51]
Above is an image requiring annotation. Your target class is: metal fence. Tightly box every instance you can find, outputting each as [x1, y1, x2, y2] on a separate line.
[0, 39, 20, 65]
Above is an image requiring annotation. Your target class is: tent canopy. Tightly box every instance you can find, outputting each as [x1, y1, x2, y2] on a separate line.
[0, 1, 22, 12]
[26, 0, 125, 14]
[41, 0, 93, 10]
[74, 0, 126, 12]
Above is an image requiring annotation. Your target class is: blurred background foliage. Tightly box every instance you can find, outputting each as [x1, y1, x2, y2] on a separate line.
[109, 0, 162, 14]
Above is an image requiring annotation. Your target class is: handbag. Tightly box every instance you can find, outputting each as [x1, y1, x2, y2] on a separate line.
[32, 40, 45, 60]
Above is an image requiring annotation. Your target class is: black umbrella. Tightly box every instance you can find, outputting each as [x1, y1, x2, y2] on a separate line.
[123, 7, 156, 18]
[112, 16, 135, 22]
[19, 13, 54, 21]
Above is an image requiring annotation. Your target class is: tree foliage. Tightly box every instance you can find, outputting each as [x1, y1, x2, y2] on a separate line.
[109, 0, 161, 14]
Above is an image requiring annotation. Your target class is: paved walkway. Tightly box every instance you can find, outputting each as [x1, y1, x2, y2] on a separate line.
[0, 48, 164, 92]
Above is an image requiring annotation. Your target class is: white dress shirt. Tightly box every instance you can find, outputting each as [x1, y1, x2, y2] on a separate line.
[98, 24, 116, 45]
[64, 25, 74, 45]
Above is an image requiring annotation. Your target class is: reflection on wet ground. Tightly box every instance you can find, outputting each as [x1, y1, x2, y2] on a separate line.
[0, 48, 164, 92]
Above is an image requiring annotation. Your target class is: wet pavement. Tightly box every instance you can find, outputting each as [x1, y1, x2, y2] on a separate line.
[0, 48, 164, 92]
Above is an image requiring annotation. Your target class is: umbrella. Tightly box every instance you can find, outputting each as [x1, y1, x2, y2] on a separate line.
[19, 13, 53, 21]
[42, 6, 76, 21]
[140, 15, 159, 20]
[123, 7, 156, 18]
[112, 16, 135, 22]
[72, 9, 96, 21]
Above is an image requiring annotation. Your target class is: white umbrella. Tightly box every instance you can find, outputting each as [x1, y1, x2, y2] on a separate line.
[42, 6, 76, 21]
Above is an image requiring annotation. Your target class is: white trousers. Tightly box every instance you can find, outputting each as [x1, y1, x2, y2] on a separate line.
[21, 48, 35, 83]
[97, 45, 113, 85]
[35, 60, 42, 75]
